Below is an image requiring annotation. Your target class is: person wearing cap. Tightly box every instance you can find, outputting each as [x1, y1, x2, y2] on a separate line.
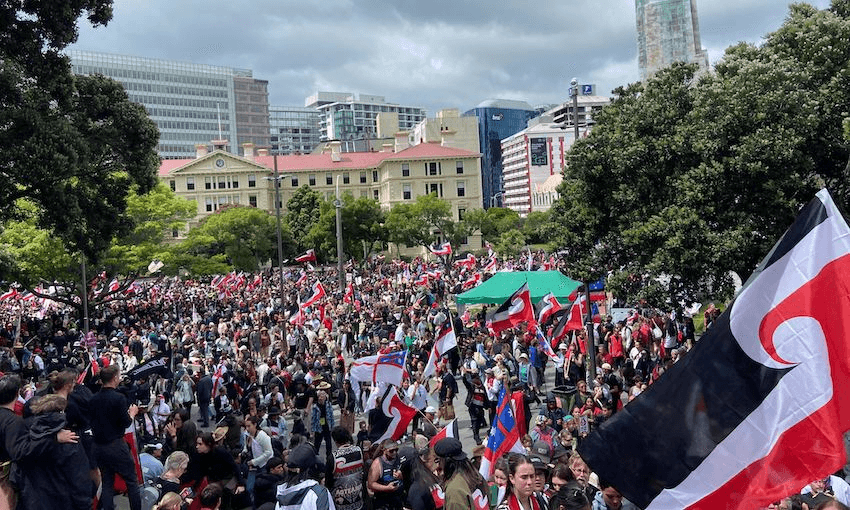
[139, 442, 164, 485]
[434, 437, 489, 510]
[483, 367, 501, 428]
[368, 439, 405, 510]
[531, 415, 556, 450]
[275, 443, 333, 510]
[529, 456, 551, 507]
[555, 344, 568, 388]
[152, 393, 172, 431]
[421, 406, 438, 439]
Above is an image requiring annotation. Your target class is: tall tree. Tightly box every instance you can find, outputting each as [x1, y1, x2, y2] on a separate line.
[102, 182, 197, 275]
[286, 185, 323, 252]
[304, 195, 387, 262]
[550, 2, 850, 306]
[1, 1, 160, 262]
[385, 193, 456, 252]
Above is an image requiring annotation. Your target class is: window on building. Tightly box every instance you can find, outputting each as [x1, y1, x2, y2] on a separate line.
[343, 173, 350, 184]
[372, 170, 379, 182]
[326, 173, 333, 185]
[428, 162, 439, 176]
[373, 189, 379, 200]
[359, 171, 367, 184]
[231, 178, 238, 188]
[186, 177, 195, 190]
[402, 163, 410, 177]
[217, 177, 225, 189]
[205, 177, 212, 190]
[403, 184, 411, 200]
[291, 176, 299, 187]
[457, 181, 466, 197]
[248, 175, 256, 187]
[309, 174, 316, 186]
[249, 195, 257, 208]
[456, 161, 464, 174]
[205, 197, 212, 212]
[427, 183, 442, 197]
[169, 180, 176, 192]
[458, 208, 466, 221]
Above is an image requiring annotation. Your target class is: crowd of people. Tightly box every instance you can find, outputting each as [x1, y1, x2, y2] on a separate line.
[0, 250, 848, 510]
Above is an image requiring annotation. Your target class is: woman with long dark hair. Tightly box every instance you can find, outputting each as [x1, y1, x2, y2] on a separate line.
[495, 453, 539, 510]
[399, 445, 443, 510]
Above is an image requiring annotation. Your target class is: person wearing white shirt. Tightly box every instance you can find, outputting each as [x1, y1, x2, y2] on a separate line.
[406, 380, 429, 432]
[151, 394, 171, 430]
[243, 415, 273, 493]
[483, 368, 501, 427]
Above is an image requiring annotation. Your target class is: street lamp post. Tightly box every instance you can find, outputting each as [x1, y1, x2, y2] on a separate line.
[335, 176, 346, 294]
[490, 191, 504, 208]
[266, 155, 289, 311]
[571, 77, 597, 382]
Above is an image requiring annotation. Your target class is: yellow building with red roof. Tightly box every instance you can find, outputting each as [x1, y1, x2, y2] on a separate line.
[159, 136, 483, 253]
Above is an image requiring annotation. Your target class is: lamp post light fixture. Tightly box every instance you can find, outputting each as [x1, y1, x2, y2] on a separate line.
[264, 155, 289, 311]
[570, 76, 598, 383]
[335, 175, 346, 294]
[490, 191, 505, 209]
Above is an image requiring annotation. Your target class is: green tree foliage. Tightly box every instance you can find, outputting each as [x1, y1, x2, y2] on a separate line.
[286, 185, 323, 252]
[304, 196, 387, 262]
[522, 210, 552, 245]
[178, 206, 285, 272]
[0, 201, 76, 287]
[385, 193, 456, 251]
[102, 182, 196, 275]
[1, 1, 159, 261]
[550, 2, 850, 306]
[494, 229, 527, 259]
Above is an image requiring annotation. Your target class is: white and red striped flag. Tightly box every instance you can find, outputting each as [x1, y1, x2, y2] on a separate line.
[295, 249, 317, 263]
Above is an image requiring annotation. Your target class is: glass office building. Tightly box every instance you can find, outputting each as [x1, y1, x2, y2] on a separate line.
[269, 106, 321, 155]
[464, 100, 541, 208]
[69, 50, 270, 159]
[635, 0, 709, 81]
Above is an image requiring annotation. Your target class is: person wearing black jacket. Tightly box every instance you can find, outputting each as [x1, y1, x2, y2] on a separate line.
[196, 368, 213, 427]
[253, 456, 285, 509]
[89, 364, 141, 510]
[18, 394, 91, 510]
[187, 432, 245, 508]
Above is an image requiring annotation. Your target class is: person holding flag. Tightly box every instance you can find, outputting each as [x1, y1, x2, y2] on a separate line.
[89, 364, 142, 510]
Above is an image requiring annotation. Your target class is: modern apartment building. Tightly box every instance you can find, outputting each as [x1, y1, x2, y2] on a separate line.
[68, 50, 270, 158]
[159, 137, 483, 253]
[268, 106, 321, 155]
[463, 100, 542, 209]
[305, 91, 427, 143]
[635, 0, 709, 81]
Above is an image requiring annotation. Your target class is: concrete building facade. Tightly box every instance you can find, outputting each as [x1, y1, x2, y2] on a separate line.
[159, 139, 483, 253]
[69, 50, 270, 159]
[635, 0, 709, 80]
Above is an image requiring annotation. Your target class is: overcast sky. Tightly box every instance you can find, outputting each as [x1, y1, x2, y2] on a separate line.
[69, 0, 831, 115]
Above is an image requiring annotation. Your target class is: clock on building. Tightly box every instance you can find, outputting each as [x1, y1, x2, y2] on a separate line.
[215, 158, 225, 168]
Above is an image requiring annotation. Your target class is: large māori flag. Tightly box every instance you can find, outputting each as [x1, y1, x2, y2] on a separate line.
[125, 353, 170, 381]
[578, 189, 850, 509]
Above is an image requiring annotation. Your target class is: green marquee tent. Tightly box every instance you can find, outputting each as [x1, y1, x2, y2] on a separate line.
[455, 271, 582, 305]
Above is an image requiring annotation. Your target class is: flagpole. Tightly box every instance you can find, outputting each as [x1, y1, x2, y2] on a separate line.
[584, 283, 597, 383]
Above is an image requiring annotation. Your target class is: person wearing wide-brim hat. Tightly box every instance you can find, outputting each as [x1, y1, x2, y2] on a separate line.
[434, 437, 490, 510]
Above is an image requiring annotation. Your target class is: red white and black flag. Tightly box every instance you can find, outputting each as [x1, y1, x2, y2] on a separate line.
[295, 248, 317, 263]
[429, 241, 452, 257]
[429, 419, 459, 448]
[578, 189, 850, 510]
[487, 283, 535, 335]
[535, 292, 563, 325]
